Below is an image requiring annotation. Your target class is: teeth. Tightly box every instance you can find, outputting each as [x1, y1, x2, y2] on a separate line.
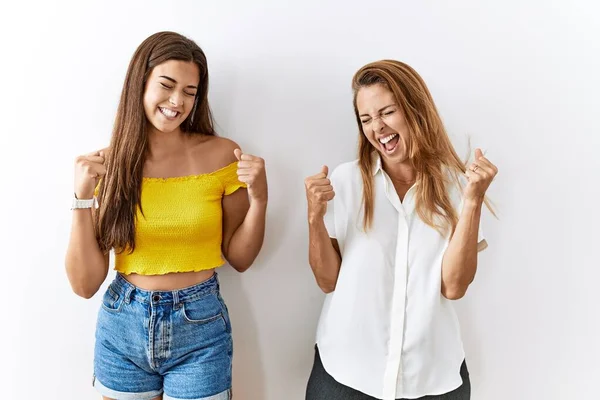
[160, 107, 178, 118]
[379, 133, 397, 144]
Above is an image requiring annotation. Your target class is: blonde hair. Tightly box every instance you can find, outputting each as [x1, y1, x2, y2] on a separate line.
[352, 60, 493, 235]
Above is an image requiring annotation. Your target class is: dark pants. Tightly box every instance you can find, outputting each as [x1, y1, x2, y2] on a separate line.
[306, 346, 471, 400]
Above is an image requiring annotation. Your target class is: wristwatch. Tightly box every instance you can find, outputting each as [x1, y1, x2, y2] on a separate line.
[71, 193, 98, 210]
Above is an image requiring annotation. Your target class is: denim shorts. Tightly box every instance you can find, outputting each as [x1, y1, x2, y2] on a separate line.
[93, 272, 233, 400]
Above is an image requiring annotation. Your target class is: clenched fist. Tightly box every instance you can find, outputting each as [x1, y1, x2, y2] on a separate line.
[74, 149, 107, 199]
[305, 166, 335, 221]
[234, 148, 268, 204]
[464, 148, 498, 203]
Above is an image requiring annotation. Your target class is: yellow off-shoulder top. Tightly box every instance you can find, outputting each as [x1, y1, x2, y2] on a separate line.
[106, 162, 246, 275]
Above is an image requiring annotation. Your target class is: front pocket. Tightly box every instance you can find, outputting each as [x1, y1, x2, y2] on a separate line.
[181, 292, 225, 325]
[101, 285, 123, 313]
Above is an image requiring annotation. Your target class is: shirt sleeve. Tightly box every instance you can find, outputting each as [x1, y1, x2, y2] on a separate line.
[323, 197, 336, 238]
[476, 215, 488, 252]
[214, 162, 247, 195]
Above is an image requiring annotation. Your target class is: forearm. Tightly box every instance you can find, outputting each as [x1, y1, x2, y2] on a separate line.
[225, 200, 267, 272]
[65, 209, 108, 298]
[308, 216, 341, 293]
[441, 200, 482, 300]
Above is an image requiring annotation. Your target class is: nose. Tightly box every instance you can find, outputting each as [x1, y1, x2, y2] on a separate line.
[372, 116, 386, 133]
[169, 93, 183, 107]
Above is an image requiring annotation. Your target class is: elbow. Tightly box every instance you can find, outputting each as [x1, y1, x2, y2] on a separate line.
[442, 283, 468, 300]
[72, 286, 96, 299]
[443, 290, 466, 300]
[65, 265, 99, 299]
[229, 260, 252, 273]
[315, 276, 337, 294]
[319, 284, 336, 294]
[68, 276, 98, 299]
[310, 262, 339, 294]
[231, 265, 251, 273]
[223, 246, 256, 273]
[441, 262, 476, 300]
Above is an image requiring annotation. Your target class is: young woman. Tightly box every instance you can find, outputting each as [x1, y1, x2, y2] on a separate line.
[65, 31, 267, 400]
[304, 60, 497, 400]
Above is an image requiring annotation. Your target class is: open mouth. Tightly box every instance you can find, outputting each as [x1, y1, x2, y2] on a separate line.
[159, 107, 180, 120]
[378, 133, 399, 153]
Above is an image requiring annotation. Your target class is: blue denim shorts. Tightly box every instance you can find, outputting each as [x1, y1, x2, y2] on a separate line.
[93, 272, 232, 400]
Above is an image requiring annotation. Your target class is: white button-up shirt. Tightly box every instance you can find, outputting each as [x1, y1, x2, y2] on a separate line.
[316, 156, 486, 400]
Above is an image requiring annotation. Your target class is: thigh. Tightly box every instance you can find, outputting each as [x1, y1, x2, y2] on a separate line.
[306, 345, 376, 400]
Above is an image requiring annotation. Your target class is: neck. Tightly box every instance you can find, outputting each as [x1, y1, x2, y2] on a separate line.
[146, 127, 187, 158]
[382, 159, 416, 184]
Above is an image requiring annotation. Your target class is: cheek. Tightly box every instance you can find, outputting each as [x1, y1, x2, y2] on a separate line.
[144, 88, 164, 109]
[183, 98, 195, 115]
[363, 130, 378, 147]
[391, 118, 410, 141]
[143, 91, 164, 119]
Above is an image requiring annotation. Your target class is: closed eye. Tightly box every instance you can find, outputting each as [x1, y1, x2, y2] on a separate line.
[160, 82, 173, 89]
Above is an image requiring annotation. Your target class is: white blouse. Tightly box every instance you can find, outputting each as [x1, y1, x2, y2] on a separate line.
[316, 155, 486, 400]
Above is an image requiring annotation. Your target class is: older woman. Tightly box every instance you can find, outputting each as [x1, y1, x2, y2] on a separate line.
[304, 60, 497, 400]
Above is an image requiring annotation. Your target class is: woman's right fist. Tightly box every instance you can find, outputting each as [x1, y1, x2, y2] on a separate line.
[304, 165, 335, 221]
[74, 149, 107, 199]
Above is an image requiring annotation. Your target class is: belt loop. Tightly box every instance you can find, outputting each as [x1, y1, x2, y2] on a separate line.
[214, 271, 220, 290]
[124, 286, 134, 304]
[172, 290, 180, 309]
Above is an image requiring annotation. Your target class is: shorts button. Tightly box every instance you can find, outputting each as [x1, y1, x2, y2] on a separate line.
[152, 295, 160, 302]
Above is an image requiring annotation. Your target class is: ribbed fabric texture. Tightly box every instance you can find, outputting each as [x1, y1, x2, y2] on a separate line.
[112, 162, 246, 275]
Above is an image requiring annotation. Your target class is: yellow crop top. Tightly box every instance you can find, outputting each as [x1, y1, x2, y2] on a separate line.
[105, 162, 246, 275]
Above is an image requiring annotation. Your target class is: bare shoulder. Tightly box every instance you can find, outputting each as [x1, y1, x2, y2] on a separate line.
[194, 135, 239, 171]
[207, 136, 240, 169]
[209, 136, 240, 154]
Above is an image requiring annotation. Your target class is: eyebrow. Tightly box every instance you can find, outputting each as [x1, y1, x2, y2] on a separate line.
[159, 75, 198, 90]
[359, 104, 396, 118]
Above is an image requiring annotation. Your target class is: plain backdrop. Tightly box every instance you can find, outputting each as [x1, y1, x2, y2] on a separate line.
[1, 1, 598, 399]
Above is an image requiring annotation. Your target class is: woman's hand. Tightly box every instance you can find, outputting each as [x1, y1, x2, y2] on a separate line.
[464, 148, 498, 204]
[305, 165, 335, 221]
[234, 149, 268, 204]
[74, 149, 107, 199]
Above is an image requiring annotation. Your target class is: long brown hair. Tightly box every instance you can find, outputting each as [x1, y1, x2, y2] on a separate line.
[352, 60, 492, 235]
[95, 31, 216, 253]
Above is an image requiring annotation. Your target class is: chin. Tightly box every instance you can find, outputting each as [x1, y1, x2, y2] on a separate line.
[379, 151, 408, 164]
[151, 120, 181, 134]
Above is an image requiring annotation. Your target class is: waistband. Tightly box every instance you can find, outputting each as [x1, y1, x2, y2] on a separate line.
[109, 272, 220, 306]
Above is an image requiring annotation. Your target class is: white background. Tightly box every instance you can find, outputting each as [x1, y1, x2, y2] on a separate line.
[1, 1, 598, 399]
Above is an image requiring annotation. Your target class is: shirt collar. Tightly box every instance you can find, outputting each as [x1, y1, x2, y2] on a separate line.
[372, 152, 383, 176]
